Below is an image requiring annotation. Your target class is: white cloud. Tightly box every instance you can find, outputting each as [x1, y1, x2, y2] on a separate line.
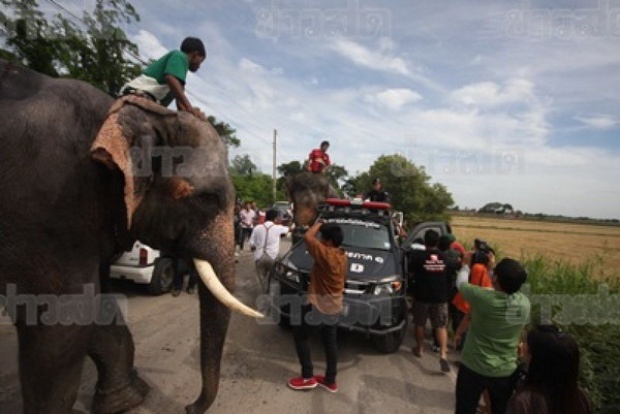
[450, 78, 535, 108]
[122, 0, 620, 218]
[575, 114, 618, 130]
[239, 58, 267, 74]
[131, 30, 168, 60]
[366, 88, 423, 110]
[329, 38, 410, 76]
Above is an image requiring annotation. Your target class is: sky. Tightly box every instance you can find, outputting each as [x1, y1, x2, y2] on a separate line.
[58, 0, 620, 219]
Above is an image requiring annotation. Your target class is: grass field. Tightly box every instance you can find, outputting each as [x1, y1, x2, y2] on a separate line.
[450, 214, 620, 280]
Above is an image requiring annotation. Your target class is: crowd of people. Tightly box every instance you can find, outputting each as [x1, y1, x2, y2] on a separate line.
[406, 232, 592, 414]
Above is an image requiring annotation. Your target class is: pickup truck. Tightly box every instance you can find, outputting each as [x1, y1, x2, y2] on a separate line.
[268, 198, 452, 353]
[109, 242, 176, 295]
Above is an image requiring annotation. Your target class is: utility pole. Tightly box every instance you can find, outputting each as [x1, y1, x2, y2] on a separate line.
[272, 129, 277, 203]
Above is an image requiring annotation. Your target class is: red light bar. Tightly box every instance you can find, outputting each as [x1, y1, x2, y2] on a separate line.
[325, 198, 391, 210]
[363, 201, 391, 210]
[325, 198, 351, 207]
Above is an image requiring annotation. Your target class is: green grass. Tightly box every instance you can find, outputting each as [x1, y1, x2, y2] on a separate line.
[520, 252, 620, 413]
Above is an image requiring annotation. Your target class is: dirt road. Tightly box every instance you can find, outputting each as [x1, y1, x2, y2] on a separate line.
[0, 238, 458, 413]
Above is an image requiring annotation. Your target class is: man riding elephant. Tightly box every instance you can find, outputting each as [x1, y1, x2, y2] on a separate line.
[0, 58, 262, 414]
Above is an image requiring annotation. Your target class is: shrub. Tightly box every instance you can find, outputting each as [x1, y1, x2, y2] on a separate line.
[521, 253, 620, 413]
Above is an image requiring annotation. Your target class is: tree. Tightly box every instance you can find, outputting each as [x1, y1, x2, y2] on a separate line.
[361, 155, 454, 223]
[277, 160, 304, 178]
[478, 202, 507, 214]
[208, 116, 240, 149]
[230, 155, 285, 205]
[1, 0, 142, 95]
[230, 155, 257, 177]
[275, 160, 304, 195]
[232, 173, 273, 207]
[325, 164, 348, 195]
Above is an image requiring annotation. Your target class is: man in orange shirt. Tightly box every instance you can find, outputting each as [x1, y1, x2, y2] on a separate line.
[287, 220, 347, 393]
[452, 243, 495, 348]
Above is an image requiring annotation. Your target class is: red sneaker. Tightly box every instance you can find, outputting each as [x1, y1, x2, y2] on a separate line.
[315, 375, 338, 393]
[287, 376, 318, 390]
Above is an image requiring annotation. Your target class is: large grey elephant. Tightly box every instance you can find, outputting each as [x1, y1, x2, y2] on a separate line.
[285, 171, 339, 226]
[0, 59, 261, 413]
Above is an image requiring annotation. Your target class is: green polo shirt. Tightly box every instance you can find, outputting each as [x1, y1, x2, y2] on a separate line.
[460, 283, 530, 377]
[129, 50, 189, 106]
[143, 50, 189, 84]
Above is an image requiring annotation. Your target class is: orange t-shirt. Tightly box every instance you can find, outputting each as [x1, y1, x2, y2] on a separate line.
[451, 263, 492, 314]
[305, 236, 347, 315]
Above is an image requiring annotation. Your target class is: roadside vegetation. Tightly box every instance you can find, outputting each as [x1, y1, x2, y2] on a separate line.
[523, 253, 620, 413]
[452, 215, 620, 412]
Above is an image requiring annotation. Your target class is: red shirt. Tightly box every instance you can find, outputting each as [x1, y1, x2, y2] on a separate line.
[451, 241, 467, 257]
[308, 148, 330, 173]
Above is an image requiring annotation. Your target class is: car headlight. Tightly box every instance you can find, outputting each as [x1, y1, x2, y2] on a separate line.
[372, 275, 403, 295]
[279, 260, 300, 283]
[285, 269, 300, 283]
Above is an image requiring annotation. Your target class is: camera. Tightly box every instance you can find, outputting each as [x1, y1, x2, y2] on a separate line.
[472, 250, 490, 265]
[472, 239, 493, 265]
[474, 238, 489, 252]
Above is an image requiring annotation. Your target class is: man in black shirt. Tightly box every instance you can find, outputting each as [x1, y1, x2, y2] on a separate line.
[363, 178, 389, 202]
[408, 229, 451, 373]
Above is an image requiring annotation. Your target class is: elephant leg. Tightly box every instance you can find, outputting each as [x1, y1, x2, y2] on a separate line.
[16, 322, 92, 414]
[87, 300, 149, 414]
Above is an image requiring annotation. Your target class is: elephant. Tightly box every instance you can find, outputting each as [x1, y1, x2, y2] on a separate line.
[285, 171, 339, 226]
[0, 59, 262, 414]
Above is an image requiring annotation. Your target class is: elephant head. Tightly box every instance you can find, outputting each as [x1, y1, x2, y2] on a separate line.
[285, 171, 339, 226]
[0, 59, 259, 414]
[91, 95, 262, 412]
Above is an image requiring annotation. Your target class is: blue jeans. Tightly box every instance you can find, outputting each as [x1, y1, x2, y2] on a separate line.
[293, 304, 339, 384]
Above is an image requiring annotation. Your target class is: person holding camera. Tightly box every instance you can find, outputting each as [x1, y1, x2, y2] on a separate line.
[452, 240, 495, 350]
[287, 220, 347, 393]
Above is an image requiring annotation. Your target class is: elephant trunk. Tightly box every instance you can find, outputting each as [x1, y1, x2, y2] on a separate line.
[186, 280, 231, 414]
[186, 207, 257, 413]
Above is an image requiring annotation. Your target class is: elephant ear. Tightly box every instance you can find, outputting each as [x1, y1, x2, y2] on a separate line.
[90, 96, 173, 228]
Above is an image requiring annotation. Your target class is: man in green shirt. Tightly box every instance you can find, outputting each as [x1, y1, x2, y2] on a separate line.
[454, 257, 530, 414]
[120, 37, 206, 119]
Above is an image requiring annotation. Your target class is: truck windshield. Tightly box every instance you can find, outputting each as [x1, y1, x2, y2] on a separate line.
[326, 218, 392, 251]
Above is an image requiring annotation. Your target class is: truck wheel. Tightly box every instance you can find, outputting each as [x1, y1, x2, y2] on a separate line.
[148, 257, 175, 295]
[372, 312, 409, 353]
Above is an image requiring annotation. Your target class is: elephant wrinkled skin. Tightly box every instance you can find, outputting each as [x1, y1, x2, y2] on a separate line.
[0, 59, 258, 414]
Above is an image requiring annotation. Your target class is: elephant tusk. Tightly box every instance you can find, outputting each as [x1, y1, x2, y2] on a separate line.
[193, 258, 265, 319]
